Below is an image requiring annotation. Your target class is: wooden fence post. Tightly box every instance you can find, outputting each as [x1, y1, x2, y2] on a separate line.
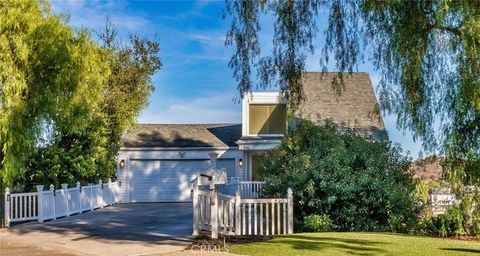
[235, 189, 241, 235]
[4, 188, 10, 227]
[287, 188, 293, 234]
[211, 187, 218, 239]
[50, 184, 56, 220]
[192, 183, 199, 236]
[61, 183, 69, 216]
[36, 185, 43, 222]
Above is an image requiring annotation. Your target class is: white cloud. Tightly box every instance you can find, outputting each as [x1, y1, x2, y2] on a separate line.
[188, 32, 226, 48]
[138, 93, 242, 124]
[51, 0, 150, 33]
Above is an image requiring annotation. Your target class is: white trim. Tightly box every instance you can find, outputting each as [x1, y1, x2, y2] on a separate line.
[237, 137, 281, 151]
[239, 143, 279, 151]
[119, 146, 237, 151]
[120, 148, 242, 160]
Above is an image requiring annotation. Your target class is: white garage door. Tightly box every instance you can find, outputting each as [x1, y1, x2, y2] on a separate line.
[130, 159, 235, 202]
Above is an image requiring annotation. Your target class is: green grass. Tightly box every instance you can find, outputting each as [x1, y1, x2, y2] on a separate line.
[228, 232, 480, 256]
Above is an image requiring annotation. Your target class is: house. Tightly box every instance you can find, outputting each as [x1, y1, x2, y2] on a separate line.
[116, 72, 388, 203]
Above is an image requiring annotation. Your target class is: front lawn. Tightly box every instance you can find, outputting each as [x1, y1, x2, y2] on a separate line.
[228, 232, 480, 256]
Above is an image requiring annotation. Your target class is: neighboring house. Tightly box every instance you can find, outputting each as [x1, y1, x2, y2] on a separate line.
[117, 72, 388, 203]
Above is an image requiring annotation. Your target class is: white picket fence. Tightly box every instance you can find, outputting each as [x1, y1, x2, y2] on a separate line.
[216, 181, 264, 199]
[4, 179, 120, 227]
[192, 184, 293, 238]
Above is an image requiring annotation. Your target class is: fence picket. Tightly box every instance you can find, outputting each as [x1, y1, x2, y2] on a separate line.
[283, 202, 286, 234]
[266, 203, 269, 236]
[277, 202, 280, 234]
[254, 203, 257, 235]
[242, 204, 246, 235]
[33, 195, 36, 218]
[260, 203, 263, 235]
[229, 200, 234, 231]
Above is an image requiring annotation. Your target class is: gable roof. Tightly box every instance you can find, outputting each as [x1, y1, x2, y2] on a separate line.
[121, 124, 242, 148]
[296, 72, 388, 140]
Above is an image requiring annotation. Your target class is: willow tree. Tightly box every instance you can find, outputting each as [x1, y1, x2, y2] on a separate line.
[1, 2, 161, 190]
[0, 0, 110, 188]
[93, 20, 162, 185]
[225, 0, 480, 234]
[225, 0, 480, 177]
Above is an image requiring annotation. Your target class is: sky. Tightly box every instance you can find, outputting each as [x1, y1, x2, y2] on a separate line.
[51, 0, 423, 159]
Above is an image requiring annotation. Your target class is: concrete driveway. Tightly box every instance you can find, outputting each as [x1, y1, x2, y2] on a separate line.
[1, 203, 193, 256]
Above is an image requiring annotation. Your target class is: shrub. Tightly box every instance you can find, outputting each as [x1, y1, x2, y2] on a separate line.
[425, 211, 462, 237]
[258, 119, 419, 232]
[304, 214, 333, 232]
[423, 197, 480, 237]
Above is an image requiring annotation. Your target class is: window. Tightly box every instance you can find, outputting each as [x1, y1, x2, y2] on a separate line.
[249, 104, 286, 135]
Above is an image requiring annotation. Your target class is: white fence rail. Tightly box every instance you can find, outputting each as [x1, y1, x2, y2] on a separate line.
[192, 184, 293, 238]
[4, 180, 120, 227]
[217, 181, 264, 199]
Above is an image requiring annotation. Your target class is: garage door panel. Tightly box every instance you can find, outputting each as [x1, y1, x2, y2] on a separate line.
[130, 159, 235, 202]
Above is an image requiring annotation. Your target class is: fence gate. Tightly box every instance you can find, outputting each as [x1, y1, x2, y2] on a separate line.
[192, 184, 293, 238]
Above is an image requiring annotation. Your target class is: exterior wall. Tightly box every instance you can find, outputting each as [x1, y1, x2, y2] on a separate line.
[116, 147, 246, 203]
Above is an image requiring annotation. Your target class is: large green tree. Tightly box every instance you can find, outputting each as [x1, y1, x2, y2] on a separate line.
[226, 0, 480, 234]
[97, 21, 161, 183]
[1, 1, 161, 190]
[0, 0, 109, 189]
[224, 0, 480, 185]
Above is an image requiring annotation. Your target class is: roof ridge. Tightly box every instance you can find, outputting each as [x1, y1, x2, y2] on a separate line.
[136, 123, 241, 125]
[302, 71, 368, 74]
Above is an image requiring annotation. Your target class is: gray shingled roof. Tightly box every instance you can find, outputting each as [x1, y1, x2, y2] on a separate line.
[121, 124, 242, 148]
[296, 72, 388, 140]
[122, 72, 387, 148]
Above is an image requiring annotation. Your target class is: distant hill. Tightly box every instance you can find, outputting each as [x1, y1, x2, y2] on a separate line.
[409, 156, 444, 182]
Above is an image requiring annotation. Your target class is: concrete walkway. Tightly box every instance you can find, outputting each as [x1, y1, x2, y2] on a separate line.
[1, 203, 193, 256]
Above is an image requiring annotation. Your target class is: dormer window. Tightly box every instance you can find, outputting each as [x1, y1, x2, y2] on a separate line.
[241, 92, 287, 137]
[248, 104, 286, 135]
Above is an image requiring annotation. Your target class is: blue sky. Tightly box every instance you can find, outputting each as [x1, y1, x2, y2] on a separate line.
[51, 0, 423, 159]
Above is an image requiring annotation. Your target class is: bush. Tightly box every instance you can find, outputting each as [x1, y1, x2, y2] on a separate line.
[425, 211, 462, 237]
[422, 197, 479, 237]
[258, 119, 419, 232]
[304, 214, 333, 232]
